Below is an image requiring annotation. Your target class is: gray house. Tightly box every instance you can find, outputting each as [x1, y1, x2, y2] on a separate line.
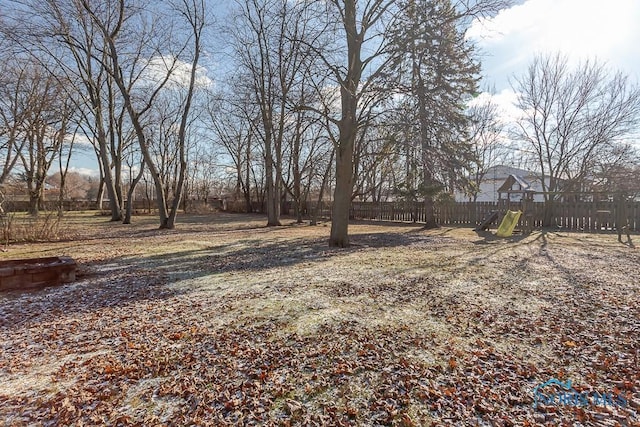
[456, 165, 547, 202]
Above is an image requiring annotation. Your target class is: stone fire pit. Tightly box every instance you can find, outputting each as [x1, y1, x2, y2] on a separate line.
[0, 256, 76, 292]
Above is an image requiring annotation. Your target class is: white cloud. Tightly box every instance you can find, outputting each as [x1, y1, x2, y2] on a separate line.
[468, 0, 640, 86]
[468, 89, 522, 125]
[67, 133, 94, 147]
[142, 55, 213, 89]
[70, 167, 99, 177]
[50, 167, 99, 177]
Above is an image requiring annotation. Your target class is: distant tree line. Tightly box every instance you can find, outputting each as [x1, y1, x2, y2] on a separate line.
[1, 0, 639, 245]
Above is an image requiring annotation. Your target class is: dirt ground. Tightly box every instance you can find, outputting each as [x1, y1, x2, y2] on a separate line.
[0, 212, 639, 426]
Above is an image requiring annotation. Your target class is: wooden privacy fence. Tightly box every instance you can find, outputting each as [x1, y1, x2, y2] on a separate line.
[349, 201, 640, 232]
[350, 201, 497, 225]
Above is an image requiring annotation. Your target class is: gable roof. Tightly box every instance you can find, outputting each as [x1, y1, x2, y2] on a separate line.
[485, 165, 539, 180]
[498, 174, 533, 193]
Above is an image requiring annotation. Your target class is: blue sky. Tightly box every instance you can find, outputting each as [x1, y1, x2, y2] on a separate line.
[467, 0, 640, 119]
[69, 0, 640, 175]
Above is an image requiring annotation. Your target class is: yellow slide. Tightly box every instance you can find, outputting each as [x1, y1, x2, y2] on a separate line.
[496, 210, 522, 237]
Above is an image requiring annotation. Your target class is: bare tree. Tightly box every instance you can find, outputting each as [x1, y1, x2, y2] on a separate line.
[163, 0, 207, 228]
[207, 91, 258, 213]
[467, 95, 508, 201]
[352, 122, 399, 203]
[513, 53, 640, 224]
[230, 0, 324, 226]
[0, 59, 29, 188]
[55, 120, 82, 216]
[281, 107, 333, 223]
[15, 64, 73, 215]
[310, 0, 397, 246]
[6, 0, 132, 221]
[120, 133, 145, 224]
[594, 148, 640, 244]
[146, 96, 183, 210]
[311, 0, 509, 245]
[591, 147, 640, 196]
[48, 170, 93, 201]
[81, 0, 207, 229]
[184, 143, 218, 210]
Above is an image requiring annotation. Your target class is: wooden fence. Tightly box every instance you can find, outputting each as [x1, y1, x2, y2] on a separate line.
[19, 196, 636, 233]
[348, 200, 640, 232]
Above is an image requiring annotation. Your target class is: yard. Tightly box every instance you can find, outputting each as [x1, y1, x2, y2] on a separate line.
[0, 213, 638, 426]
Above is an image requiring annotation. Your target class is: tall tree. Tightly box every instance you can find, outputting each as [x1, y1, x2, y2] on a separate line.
[0, 59, 30, 189]
[388, 0, 480, 227]
[315, 0, 509, 245]
[319, 0, 395, 246]
[230, 0, 323, 226]
[82, 0, 207, 229]
[15, 64, 73, 215]
[55, 119, 82, 216]
[165, 0, 207, 229]
[207, 90, 258, 213]
[9, 0, 131, 221]
[281, 105, 332, 223]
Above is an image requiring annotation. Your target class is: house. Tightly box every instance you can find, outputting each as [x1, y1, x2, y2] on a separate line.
[456, 165, 547, 202]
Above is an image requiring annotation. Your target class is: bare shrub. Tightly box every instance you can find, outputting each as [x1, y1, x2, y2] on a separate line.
[0, 211, 73, 243]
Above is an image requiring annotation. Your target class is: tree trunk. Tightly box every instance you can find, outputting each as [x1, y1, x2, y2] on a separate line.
[244, 133, 252, 212]
[329, 140, 354, 247]
[423, 196, 438, 229]
[123, 161, 145, 224]
[294, 199, 303, 224]
[26, 173, 41, 216]
[150, 168, 170, 228]
[265, 141, 281, 226]
[165, 156, 187, 229]
[244, 191, 252, 213]
[312, 149, 335, 226]
[91, 106, 122, 221]
[328, 0, 361, 247]
[57, 173, 66, 217]
[96, 177, 105, 210]
[123, 197, 134, 224]
[421, 165, 438, 229]
[97, 138, 122, 221]
[28, 192, 39, 216]
[293, 150, 303, 224]
[543, 197, 554, 227]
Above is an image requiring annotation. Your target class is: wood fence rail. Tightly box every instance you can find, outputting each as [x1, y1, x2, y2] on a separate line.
[346, 201, 640, 232]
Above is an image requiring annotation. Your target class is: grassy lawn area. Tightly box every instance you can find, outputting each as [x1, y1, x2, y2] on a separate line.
[0, 212, 639, 425]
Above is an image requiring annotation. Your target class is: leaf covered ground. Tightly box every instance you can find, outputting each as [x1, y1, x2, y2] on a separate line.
[0, 213, 639, 426]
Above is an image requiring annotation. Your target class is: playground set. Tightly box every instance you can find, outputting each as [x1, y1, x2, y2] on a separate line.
[474, 175, 634, 241]
[474, 174, 534, 237]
